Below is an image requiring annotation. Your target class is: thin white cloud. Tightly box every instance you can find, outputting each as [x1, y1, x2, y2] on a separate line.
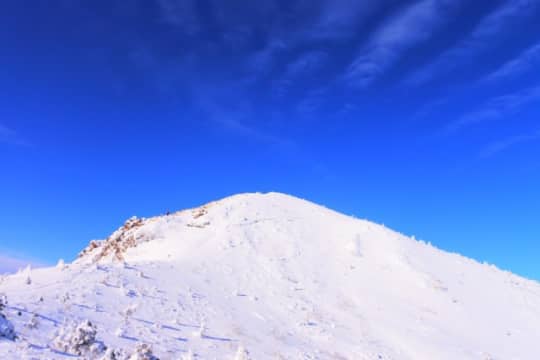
[0, 124, 28, 146]
[470, 0, 538, 38]
[345, 0, 459, 88]
[407, 0, 540, 85]
[295, 86, 328, 118]
[310, 0, 381, 40]
[270, 51, 329, 99]
[411, 97, 449, 122]
[156, 0, 201, 35]
[446, 85, 540, 133]
[0, 254, 44, 274]
[479, 129, 540, 158]
[483, 41, 540, 83]
[191, 82, 289, 145]
[286, 51, 328, 78]
[0, 124, 16, 141]
[246, 39, 287, 79]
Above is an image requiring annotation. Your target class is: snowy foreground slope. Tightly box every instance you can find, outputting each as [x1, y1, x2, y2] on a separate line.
[1, 193, 539, 359]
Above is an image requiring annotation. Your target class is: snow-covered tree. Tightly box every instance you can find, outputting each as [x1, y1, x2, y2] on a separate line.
[127, 343, 158, 360]
[114, 326, 125, 338]
[181, 350, 194, 360]
[193, 321, 206, 338]
[25, 313, 39, 329]
[0, 314, 16, 340]
[52, 320, 105, 356]
[56, 259, 66, 270]
[61, 292, 71, 305]
[22, 265, 32, 285]
[100, 348, 128, 360]
[234, 345, 251, 360]
[120, 303, 138, 325]
[0, 294, 7, 312]
[0, 294, 15, 340]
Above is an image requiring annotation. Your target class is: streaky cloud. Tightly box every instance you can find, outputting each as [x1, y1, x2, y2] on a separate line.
[246, 39, 287, 79]
[0, 254, 45, 274]
[191, 83, 290, 146]
[286, 51, 328, 78]
[309, 0, 383, 40]
[411, 97, 449, 122]
[0, 124, 16, 141]
[294, 86, 329, 118]
[483, 41, 540, 83]
[271, 51, 329, 99]
[0, 124, 29, 146]
[407, 0, 540, 85]
[446, 85, 540, 134]
[156, 0, 201, 35]
[345, 0, 459, 88]
[479, 128, 540, 158]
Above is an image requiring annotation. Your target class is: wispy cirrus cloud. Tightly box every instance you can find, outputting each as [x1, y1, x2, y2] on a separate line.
[294, 86, 329, 119]
[0, 124, 28, 146]
[271, 50, 329, 99]
[190, 81, 290, 145]
[309, 0, 383, 40]
[446, 85, 540, 133]
[156, 0, 200, 35]
[479, 129, 540, 158]
[286, 51, 329, 78]
[410, 97, 448, 122]
[407, 0, 540, 85]
[0, 124, 16, 142]
[156, 0, 279, 50]
[483, 41, 540, 83]
[345, 0, 459, 88]
[246, 39, 287, 80]
[0, 253, 45, 274]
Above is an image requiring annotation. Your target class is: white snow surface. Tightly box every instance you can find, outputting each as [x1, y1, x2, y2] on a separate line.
[0, 192, 539, 359]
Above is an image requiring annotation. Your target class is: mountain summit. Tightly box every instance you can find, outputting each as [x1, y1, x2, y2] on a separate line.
[1, 192, 539, 359]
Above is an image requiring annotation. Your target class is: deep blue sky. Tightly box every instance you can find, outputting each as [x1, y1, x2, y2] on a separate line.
[1, 1, 539, 279]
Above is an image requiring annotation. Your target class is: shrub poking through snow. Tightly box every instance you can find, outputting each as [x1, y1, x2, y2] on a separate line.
[52, 320, 105, 356]
[121, 304, 137, 322]
[0, 313, 16, 340]
[56, 259, 66, 270]
[100, 348, 127, 360]
[0, 294, 7, 312]
[234, 345, 251, 360]
[114, 326, 125, 338]
[0, 294, 15, 340]
[127, 343, 159, 360]
[61, 292, 71, 307]
[25, 313, 39, 329]
[193, 322, 206, 338]
[346, 235, 363, 257]
[181, 350, 194, 360]
[22, 265, 32, 285]
[60, 292, 74, 313]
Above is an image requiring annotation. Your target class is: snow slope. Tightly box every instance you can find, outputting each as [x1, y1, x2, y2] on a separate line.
[0, 192, 539, 359]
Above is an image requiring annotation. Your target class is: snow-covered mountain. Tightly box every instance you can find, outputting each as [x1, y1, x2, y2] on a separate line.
[1, 192, 539, 359]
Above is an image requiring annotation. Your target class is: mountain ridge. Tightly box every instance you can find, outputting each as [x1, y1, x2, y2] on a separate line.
[1, 192, 539, 359]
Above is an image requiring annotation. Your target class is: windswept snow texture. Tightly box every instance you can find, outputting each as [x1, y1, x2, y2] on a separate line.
[0, 192, 539, 359]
